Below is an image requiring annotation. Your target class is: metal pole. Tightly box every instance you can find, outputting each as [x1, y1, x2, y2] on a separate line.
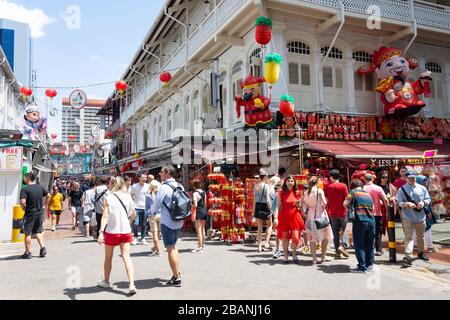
[387, 204, 397, 262]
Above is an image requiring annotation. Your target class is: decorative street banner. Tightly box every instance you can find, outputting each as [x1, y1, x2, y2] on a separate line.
[276, 112, 450, 142]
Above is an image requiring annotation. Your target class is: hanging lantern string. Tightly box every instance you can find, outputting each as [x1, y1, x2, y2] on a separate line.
[31, 58, 217, 90]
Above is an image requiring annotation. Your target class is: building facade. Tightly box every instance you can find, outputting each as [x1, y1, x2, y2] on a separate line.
[61, 98, 106, 144]
[0, 45, 21, 131]
[102, 0, 450, 169]
[0, 19, 33, 87]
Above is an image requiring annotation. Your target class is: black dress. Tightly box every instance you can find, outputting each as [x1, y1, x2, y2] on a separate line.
[195, 190, 208, 221]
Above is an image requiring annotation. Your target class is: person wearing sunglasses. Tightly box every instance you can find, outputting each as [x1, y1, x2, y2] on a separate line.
[376, 171, 398, 240]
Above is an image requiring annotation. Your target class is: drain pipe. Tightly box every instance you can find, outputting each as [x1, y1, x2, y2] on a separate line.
[164, 6, 188, 63]
[143, 44, 161, 75]
[318, 0, 345, 111]
[403, 0, 417, 55]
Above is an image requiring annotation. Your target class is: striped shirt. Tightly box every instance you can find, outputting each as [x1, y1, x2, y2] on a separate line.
[350, 188, 375, 222]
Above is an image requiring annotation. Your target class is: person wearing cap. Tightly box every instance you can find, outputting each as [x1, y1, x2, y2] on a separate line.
[397, 171, 432, 267]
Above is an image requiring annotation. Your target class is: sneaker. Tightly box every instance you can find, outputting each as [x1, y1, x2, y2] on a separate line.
[97, 279, 111, 289]
[128, 285, 137, 296]
[166, 276, 181, 287]
[39, 247, 47, 258]
[427, 247, 437, 253]
[367, 266, 375, 273]
[51, 226, 56, 232]
[375, 251, 383, 256]
[131, 238, 138, 246]
[402, 257, 413, 267]
[141, 239, 148, 245]
[272, 249, 282, 259]
[21, 252, 32, 260]
[191, 248, 202, 253]
[149, 250, 161, 257]
[418, 252, 429, 261]
[350, 267, 368, 274]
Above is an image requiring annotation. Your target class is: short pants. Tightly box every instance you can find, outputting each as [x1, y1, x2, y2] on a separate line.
[161, 224, 181, 248]
[51, 210, 62, 216]
[104, 232, 133, 247]
[22, 214, 44, 235]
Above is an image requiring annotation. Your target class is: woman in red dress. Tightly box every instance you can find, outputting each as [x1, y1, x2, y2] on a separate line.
[274, 176, 305, 264]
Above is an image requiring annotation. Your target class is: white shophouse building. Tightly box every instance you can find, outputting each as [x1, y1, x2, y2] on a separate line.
[104, 0, 450, 169]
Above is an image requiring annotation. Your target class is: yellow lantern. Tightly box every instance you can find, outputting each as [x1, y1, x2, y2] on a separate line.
[264, 53, 283, 85]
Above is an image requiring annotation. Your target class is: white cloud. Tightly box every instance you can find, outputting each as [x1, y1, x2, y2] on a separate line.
[89, 56, 103, 63]
[0, 0, 55, 38]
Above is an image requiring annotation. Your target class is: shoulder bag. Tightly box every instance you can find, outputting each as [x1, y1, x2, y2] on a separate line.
[314, 190, 330, 230]
[346, 191, 356, 223]
[254, 185, 271, 220]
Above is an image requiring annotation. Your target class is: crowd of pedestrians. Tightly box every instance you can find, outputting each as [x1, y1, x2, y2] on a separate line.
[17, 164, 438, 295]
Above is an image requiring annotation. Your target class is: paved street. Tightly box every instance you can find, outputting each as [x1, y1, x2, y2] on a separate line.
[1, 210, 450, 300]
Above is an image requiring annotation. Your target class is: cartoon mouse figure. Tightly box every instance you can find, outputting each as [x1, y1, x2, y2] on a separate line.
[358, 47, 432, 117]
[23, 104, 48, 140]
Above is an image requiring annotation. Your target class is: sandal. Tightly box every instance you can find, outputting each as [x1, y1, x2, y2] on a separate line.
[293, 257, 300, 265]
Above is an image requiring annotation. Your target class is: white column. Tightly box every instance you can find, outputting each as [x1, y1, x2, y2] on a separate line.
[419, 57, 432, 117]
[313, 52, 322, 111]
[444, 70, 450, 119]
[345, 58, 357, 113]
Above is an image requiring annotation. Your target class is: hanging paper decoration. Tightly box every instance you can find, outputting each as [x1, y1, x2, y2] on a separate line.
[255, 16, 273, 47]
[45, 88, 58, 100]
[51, 134, 57, 139]
[159, 72, 172, 86]
[68, 135, 76, 141]
[20, 86, 33, 101]
[264, 53, 282, 85]
[279, 95, 295, 118]
[357, 46, 431, 117]
[115, 81, 127, 95]
[133, 153, 140, 159]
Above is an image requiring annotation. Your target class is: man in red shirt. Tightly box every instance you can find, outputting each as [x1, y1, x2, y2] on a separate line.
[363, 174, 389, 256]
[324, 170, 349, 258]
[393, 166, 408, 190]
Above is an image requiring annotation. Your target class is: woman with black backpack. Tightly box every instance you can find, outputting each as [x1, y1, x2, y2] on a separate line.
[191, 181, 208, 253]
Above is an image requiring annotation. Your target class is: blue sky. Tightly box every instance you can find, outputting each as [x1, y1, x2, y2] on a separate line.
[1, 0, 165, 137]
[2, 0, 165, 99]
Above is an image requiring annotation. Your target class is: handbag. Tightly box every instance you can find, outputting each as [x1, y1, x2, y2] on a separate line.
[254, 185, 271, 219]
[314, 190, 330, 230]
[346, 191, 356, 223]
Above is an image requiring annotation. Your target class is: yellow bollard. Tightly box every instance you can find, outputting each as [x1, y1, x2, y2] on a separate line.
[11, 205, 25, 243]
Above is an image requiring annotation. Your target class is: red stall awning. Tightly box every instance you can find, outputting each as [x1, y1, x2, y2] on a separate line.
[305, 140, 450, 159]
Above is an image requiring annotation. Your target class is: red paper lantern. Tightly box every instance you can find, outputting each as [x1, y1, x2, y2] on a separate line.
[51, 134, 57, 139]
[255, 16, 273, 46]
[45, 88, 58, 100]
[68, 135, 75, 141]
[20, 86, 33, 97]
[115, 81, 127, 95]
[159, 72, 172, 86]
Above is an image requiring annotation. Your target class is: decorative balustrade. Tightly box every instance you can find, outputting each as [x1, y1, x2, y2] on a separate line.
[121, 0, 450, 126]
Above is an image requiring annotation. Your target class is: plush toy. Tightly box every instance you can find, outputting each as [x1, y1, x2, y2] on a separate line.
[358, 47, 432, 117]
[235, 75, 272, 129]
[23, 104, 47, 141]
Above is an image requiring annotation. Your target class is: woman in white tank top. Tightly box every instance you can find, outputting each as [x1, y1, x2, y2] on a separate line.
[97, 176, 137, 296]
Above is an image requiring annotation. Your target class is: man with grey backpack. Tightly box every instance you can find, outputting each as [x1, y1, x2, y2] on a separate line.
[151, 166, 191, 287]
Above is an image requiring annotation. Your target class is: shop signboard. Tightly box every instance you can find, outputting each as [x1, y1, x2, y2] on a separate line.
[423, 150, 438, 159]
[0, 147, 23, 171]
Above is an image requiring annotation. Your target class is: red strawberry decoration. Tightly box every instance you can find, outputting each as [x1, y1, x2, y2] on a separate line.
[279, 95, 295, 118]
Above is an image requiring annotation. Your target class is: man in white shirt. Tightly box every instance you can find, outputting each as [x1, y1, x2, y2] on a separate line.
[131, 174, 150, 245]
[151, 166, 184, 287]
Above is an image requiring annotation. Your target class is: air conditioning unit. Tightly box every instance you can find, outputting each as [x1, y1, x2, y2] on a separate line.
[204, 113, 216, 129]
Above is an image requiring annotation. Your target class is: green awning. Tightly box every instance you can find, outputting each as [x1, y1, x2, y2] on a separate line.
[0, 140, 35, 148]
